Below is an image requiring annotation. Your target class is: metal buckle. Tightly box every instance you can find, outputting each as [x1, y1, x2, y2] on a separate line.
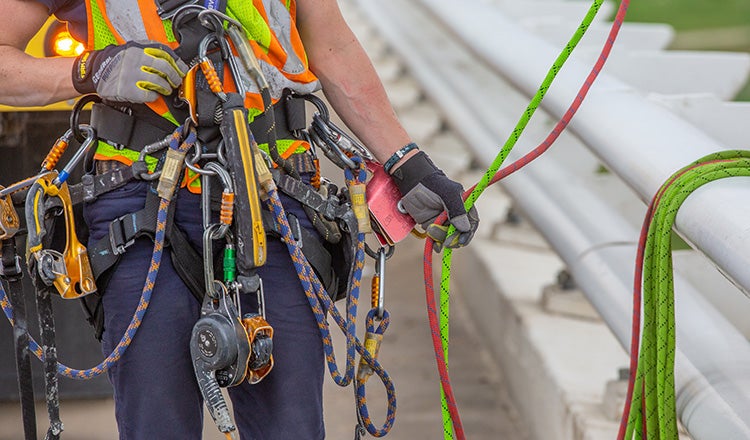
[108, 215, 135, 256]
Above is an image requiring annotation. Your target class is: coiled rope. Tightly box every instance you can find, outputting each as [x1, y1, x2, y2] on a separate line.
[0, 126, 194, 379]
[618, 150, 750, 440]
[422, 0, 631, 437]
[264, 156, 396, 437]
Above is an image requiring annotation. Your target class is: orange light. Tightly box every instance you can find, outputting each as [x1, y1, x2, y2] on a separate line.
[52, 30, 84, 57]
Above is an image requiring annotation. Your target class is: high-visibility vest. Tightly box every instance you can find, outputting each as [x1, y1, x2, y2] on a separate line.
[85, 0, 321, 191]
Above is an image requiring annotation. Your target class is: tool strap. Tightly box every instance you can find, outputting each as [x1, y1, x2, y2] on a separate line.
[274, 172, 351, 222]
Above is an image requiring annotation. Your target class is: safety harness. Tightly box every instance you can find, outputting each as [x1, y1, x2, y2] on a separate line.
[0, 3, 405, 439]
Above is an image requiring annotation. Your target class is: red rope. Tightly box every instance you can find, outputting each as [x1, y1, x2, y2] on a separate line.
[421, 1, 631, 437]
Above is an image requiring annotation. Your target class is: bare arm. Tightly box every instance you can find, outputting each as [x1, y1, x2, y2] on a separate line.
[296, 0, 416, 168]
[0, 0, 78, 106]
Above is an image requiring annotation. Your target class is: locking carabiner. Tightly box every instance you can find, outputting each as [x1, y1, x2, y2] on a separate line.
[53, 125, 97, 186]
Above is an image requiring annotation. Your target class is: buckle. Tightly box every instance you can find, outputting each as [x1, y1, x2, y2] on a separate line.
[108, 215, 136, 256]
[0, 253, 23, 280]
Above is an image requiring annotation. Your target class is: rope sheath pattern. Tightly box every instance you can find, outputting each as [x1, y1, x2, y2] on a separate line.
[423, 0, 630, 437]
[0, 127, 194, 379]
[265, 157, 396, 437]
[619, 151, 750, 440]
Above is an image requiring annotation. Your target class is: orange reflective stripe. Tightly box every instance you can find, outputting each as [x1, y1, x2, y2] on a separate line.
[93, 153, 135, 166]
[137, 0, 175, 48]
[84, 0, 94, 49]
[244, 93, 265, 116]
[281, 140, 308, 159]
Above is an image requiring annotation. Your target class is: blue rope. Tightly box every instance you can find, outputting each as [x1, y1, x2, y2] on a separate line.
[0, 127, 195, 379]
[265, 157, 396, 437]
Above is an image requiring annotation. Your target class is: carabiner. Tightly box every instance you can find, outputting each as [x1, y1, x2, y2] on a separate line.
[53, 125, 97, 186]
[375, 248, 387, 320]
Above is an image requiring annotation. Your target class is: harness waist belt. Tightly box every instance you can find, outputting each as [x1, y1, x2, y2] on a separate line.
[90, 103, 174, 151]
[91, 93, 307, 152]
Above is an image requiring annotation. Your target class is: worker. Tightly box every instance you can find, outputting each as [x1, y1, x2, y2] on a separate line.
[0, 0, 479, 438]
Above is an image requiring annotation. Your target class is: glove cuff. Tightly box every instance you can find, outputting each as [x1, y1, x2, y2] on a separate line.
[72, 50, 99, 95]
[390, 151, 440, 195]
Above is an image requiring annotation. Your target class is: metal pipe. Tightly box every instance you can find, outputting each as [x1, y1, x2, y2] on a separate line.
[355, 0, 750, 437]
[419, 0, 750, 297]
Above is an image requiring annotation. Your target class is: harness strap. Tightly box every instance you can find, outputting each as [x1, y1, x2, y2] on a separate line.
[156, 0, 202, 19]
[90, 103, 174, 151]
[251, 93, 307, 146]
[274, 172, 351, 222]
[90, 94, 306, 157]
[88, 187, 205, 302]
[1, 239, 36, 440]
[34, 284, 63, 439]
[68, 165, 135, 205]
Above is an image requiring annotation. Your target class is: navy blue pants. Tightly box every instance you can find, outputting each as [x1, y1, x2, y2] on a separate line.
[85, 180, 325, 440]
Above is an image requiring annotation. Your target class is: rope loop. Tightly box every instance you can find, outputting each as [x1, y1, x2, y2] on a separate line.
[265, 154, 397, 436]
[0, 124, 190, 379]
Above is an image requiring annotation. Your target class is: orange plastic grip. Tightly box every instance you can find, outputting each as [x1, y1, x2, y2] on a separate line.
[199, 59, 224, 95]
[41, 138, 69, 171]
[220, 192, 235, 225]
[371, 275, 380, 309]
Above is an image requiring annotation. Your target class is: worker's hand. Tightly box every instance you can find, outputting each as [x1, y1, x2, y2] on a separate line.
[390, 150, 479, 249]
[72, 41, 188, 103]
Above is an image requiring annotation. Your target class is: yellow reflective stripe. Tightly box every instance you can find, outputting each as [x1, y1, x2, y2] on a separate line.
[89, 0, 118, 49]
[227, 0, 272, 52]
[163, 20, 176, 43]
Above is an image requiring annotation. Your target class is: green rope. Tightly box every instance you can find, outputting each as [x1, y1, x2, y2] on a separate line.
[625, 150, 750, 439]
[435, 0, 606, 436]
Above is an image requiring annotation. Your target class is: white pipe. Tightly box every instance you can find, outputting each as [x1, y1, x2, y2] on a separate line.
[355, 0, 750, 438]
[419, 0, 750, 297]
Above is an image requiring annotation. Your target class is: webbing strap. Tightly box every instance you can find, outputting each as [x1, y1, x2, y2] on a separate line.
[274, 172, 350, 221]
[34, 285, 63, 439]
[90, 104, 174, 151]
[68, 166, 135, 205]
[88, 188, 205, 303]
[1, 240, 36, 440]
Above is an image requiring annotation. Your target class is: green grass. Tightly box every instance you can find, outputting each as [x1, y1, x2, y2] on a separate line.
[624, 0, 750, 100]
[625, 0, 750, 31]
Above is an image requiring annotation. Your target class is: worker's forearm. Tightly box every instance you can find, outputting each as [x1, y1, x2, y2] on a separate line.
[313, 37, 413, 165]
[0, 48, 78, 107]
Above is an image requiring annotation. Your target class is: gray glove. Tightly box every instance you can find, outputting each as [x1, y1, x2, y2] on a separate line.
[390, 150, 479, 249]
[73, 41, 188, 103]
